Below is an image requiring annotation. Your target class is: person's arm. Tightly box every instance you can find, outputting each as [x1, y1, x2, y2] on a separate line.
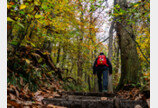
[93, 58, 98, 74]
[107, 58, 112, 75]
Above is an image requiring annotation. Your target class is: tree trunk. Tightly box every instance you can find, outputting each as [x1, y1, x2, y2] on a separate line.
[56, 43, 61, 64]
[115, 0, 140, 89]
[108, 19, 115, 93]
[77, 5, 84, 80]
[61, 48, 66, 69]
[115, 42, 120, 74]
[93, 76, 98, 92]
[88, 75, 91, 92]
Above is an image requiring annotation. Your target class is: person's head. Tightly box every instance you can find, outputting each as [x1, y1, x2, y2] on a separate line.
[99, 52, 104, 55]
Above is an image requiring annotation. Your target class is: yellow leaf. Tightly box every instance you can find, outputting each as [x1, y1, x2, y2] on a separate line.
[43, 52, 50, 55]
[25, 59, 31, 64]
[7, 17, 14, 22]
[7, 4, 12, 9]
[38, 58, 43, 63]
[35, 14, 42, 19]
[134, 4, 139, 8]
[15, 17, 19, 20]
[20, 4, 26, 10]
[34, 0, 40, 6]
[113, 13, 119, 16]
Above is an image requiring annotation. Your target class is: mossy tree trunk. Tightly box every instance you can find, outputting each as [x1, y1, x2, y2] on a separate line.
[115, 0, 140, 89]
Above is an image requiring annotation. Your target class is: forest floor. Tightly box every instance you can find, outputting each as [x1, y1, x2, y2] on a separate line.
[7, 82, 150, 108]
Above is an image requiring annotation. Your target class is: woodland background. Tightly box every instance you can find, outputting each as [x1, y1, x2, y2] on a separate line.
[7, 0, 150, 107]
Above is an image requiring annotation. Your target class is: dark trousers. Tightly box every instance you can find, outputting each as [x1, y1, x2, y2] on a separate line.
[97, 69, 108, 92]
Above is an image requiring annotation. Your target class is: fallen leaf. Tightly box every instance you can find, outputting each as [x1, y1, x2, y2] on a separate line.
[34, 90, 42, 97]
[9, 93, 16, 100]
[7, 99, 22, 107]
[53, 92, 60, 97]
[24, 83, 29, 93]
[20, 77, 24, 86]
[36, 95, 44, 102]
[134, 105, 142, 108]
[47, 104, 55, 108]
[146, 99, 150, 108]
[101, 97, 107, 100]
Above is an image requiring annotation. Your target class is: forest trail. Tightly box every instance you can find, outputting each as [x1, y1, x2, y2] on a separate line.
[7, 83, 150, 108]
[7, 0, 150, 107]
[42, 91, 149, 108]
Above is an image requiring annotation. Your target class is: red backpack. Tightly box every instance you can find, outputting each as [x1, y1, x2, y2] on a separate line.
[96, 55, 109, 67]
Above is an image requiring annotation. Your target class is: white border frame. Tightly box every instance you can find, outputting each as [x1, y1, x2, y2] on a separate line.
[0, 0, 7, 107]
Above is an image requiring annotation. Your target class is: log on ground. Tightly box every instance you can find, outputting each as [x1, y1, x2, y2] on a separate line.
[42, 98, 148, 108]
[60, 91, 116, 97]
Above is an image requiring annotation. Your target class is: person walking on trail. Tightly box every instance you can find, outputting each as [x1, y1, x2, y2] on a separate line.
[93, 52, 112, 92]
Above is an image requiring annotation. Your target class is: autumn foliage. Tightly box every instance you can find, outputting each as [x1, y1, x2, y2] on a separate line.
[7, 0, 150, 107]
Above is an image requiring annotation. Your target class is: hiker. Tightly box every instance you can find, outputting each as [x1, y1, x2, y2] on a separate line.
[93, 52, 112, 92]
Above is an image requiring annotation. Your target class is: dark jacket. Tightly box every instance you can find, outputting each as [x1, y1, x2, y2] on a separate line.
[93, 55, 112, 75]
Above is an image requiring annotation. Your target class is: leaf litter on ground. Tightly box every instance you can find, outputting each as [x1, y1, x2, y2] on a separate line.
[7, 79, 65, 108]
